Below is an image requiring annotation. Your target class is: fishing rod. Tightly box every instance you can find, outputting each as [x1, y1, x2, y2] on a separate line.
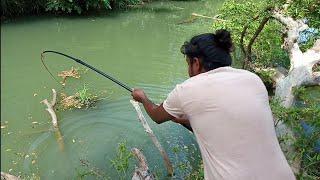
[41, 50, 132, 93]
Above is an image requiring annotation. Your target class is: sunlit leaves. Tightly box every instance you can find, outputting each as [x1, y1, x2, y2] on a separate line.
[212, 0, 288, 67]
[45, 0, 141, 14]
[212, 0, 319, 68]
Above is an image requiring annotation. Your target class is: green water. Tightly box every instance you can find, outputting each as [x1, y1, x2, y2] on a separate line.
[1, 1, 223, 179]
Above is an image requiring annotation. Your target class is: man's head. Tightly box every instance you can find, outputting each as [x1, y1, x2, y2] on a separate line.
[180, 29, 233, 77]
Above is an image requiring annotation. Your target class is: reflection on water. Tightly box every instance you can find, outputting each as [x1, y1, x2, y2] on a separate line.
[1, 1, 222, 179]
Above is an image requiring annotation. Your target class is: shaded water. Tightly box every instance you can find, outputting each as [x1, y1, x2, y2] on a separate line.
[1, 1, 223, 179]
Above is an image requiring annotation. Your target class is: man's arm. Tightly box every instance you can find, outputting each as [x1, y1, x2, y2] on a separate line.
[131, 89, 193, 132]
[131, 89, 174, 124]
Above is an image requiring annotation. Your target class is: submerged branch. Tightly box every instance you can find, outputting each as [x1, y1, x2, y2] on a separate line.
[191, 13, 225, 21]
[42, 89, 65, 151]
[131, 148, 155, 180]
[42, 89, 58, 128]
[1, 172, 21, 180]
[130, 100, 174, 177]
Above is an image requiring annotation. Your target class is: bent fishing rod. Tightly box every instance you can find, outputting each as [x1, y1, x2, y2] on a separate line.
[41, 50, 132, 92]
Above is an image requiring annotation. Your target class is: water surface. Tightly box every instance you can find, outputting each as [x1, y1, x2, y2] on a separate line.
[1, 1, 223, 179]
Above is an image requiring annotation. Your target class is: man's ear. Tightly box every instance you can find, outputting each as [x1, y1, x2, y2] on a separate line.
[193, 57, 202, 72]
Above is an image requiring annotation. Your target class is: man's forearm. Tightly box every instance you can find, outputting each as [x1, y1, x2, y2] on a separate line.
[140, 97, 162, 123]
[131, 89, 173, 124]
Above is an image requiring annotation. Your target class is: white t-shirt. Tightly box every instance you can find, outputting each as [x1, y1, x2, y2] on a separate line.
[163, 67, 295, 180]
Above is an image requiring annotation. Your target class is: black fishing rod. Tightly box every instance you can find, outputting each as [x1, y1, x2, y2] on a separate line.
[41, 50, 132, 92]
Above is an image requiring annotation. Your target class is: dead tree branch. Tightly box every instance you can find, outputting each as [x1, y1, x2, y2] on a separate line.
[247, 16, 270, 67]
[130, 100, 174, 177]
[1, 172, 21, 180]
[42, 89, 65, 151]
[42, 89, 58, 128]
[131, 148, 155, 180]
[191, 13, 225, 21]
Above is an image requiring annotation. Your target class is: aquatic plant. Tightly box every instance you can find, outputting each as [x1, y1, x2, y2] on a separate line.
[109, 141, 133, 179]
[75, 159, 109, 180]
[186, 162, 204, 180]
[59, 83, 98, 110]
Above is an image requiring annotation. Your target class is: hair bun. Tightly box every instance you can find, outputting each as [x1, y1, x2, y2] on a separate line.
[214, 29, 233, 52]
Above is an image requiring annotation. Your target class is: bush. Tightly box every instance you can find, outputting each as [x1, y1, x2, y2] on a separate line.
[46, 0, 112, 14]
[1, 0, 47, 16]
[271, 91, 320, 179]
[1, 0, 144, 17]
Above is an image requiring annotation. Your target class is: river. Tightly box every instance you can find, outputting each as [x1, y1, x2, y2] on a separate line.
[1, 1, 223, 179]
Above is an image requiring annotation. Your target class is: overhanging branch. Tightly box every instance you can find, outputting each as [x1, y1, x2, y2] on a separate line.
[301, 72, 320, 86]
[246, 16, 270, 67]
[241, 14, 261, 69]
[272, 11, 307, 57]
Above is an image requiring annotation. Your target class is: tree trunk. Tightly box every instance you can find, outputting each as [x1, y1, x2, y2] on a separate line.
[271, 9, 320, 174]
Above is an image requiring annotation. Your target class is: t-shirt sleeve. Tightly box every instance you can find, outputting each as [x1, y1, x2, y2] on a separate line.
[163, 85, 184, 118]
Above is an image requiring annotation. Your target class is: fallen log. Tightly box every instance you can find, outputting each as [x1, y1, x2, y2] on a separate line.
[130, 100, 174, 177]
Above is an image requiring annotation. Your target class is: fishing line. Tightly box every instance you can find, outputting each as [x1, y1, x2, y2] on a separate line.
[41, 50, 132, 92]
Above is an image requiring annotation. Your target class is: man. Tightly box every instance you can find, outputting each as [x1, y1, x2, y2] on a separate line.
[131, 29, 295, 179]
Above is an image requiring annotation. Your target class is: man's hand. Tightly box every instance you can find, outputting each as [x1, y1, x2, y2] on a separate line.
[131, 89, 147, 103]
[131, 88, 174, 124]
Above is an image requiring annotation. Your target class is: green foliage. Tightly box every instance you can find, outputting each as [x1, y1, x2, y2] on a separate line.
[253, 67, 276, 85]
[154, 169, 163, 180]
[212, 0, 319, 69]
[74, 159, 109, 179]
[45, 0, 144, 14]
[46, 0, 112, 14]
[270, 93, 320, 179]
[1, 0, 47, 16]
[59, 83, 98, 110]
[292, 86, 307, 98]
[187, 162, 204, 180]
[1, 0, 143, 16]
[110, 141, 133, 179]
[173, 145, 182, 154]
[212, 0, 289, 67]
[281, 0, 320, 28]
[75, 83, 98, 108]
[314, 64, 320, 72]
[114, 0, 142, 9]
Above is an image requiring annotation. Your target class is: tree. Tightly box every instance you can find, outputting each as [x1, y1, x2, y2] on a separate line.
[212, 0, 319, 106]
[211, 0, 320, 178]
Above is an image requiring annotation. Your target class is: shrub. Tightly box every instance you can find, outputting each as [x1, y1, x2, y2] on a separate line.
[46, 0, 112, 14]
